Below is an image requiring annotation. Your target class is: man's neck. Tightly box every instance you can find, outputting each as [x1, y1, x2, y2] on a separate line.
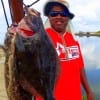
[52, 28, 66, 35]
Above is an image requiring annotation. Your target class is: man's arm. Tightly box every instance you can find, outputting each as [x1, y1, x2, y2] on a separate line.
[80, 68, 94, 100]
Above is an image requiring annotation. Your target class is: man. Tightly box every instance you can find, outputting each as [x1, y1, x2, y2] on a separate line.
[39, 0, 94, 100]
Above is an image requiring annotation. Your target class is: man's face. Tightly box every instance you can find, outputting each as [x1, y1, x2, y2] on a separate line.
[48, 5, 70, 34]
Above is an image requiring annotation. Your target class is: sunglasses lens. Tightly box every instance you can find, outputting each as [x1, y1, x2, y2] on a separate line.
[49, 11, 58, 17]
[61, 12, 68, 17]
[49, 11, 68, 17]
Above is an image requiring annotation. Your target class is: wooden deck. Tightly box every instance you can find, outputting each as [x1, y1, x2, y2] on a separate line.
[0, 61, 8, 100]
[0, 48, 8, 100]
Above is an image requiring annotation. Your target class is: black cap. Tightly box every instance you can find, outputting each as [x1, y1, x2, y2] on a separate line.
[43, 0, 74, 19]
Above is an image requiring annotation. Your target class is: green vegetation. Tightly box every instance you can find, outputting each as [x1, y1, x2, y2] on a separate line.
[95, 31, 100, 34]
[82, 95, 87, 100]
[96, 31, 100, 33]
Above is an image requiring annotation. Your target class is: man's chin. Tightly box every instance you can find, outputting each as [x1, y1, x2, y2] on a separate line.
[54, 28, 63, 33]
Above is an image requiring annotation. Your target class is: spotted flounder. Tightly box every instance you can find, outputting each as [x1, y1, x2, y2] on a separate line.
[4, 7, 59, 100]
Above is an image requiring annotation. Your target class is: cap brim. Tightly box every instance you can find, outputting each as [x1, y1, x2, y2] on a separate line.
[44, 1, 74, 19]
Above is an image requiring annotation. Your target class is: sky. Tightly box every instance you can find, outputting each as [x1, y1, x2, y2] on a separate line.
[0, 0, 100, 69]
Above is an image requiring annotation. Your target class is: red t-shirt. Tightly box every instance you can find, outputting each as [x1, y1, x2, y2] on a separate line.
[37, 28, 84, 100]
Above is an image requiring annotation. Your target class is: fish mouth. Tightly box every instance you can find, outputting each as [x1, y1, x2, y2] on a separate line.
[19, 28, 36, 37]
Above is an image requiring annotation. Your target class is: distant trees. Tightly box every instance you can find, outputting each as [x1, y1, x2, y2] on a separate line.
[95, 31, 100, 34]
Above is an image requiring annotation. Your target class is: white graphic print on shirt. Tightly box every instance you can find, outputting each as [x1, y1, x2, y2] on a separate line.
[56, 42, 79, 61]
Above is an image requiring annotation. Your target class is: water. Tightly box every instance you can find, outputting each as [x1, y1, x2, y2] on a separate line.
[76, 36, 100, 100]
[76, 36, 100, 70]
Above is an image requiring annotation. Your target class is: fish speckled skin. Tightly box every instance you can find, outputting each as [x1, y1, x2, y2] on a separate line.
[4, 7, 59, 100]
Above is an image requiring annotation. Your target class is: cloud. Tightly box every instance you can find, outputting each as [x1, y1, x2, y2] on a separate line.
[68, 0, 100, 32]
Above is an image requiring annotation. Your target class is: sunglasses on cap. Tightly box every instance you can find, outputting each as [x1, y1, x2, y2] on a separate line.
[49, 11, 69, 17]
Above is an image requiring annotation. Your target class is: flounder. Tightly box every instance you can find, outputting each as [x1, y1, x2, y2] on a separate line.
[4, 7, 59, 100]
